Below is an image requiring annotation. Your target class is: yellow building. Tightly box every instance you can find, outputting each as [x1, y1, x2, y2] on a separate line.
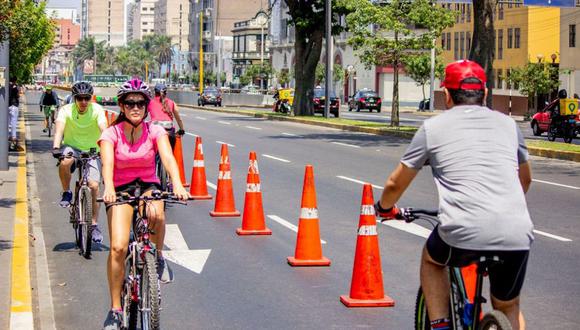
[438, 1, 560, 92]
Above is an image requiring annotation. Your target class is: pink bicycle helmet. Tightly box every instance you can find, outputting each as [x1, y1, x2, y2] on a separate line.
[117, 78, 151, 102]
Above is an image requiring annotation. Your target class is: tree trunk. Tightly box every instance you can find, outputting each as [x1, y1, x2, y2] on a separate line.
[469, 0, 496, 108]
[293, 27, 324, 116]
[391, 31, 400, 127]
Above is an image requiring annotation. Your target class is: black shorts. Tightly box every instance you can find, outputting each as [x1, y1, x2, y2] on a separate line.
[106, 179, 162, 211]
[426, 227, 529, 301]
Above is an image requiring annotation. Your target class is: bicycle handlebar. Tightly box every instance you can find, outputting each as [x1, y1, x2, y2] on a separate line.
[97, 190, 193, 205]
[380, 207, 439, 223]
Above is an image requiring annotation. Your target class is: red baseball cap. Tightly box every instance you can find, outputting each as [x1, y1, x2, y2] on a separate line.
[441, 60, 486, 90]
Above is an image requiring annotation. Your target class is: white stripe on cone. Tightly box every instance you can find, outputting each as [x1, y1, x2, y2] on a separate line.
[198, 143, 204, 154]
[246, 183, 261, 192]
[360, 205, 375, 216]
[358, 225, 378, 236]
[193, 160, 205, 167]
[218, 171, 231, 180]
[300, 208, 319, 219]
[249, 160, 259, 174]
[220, 156, 229, 165]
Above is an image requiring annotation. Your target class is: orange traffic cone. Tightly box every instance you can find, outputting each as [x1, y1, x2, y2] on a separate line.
[105, 111, 111, 126]
[287, 165, 330, 267]
[173, 135, 188, 187]
[188, 136, 212, 199]
[340, 183, 394, 307]
[110, 112, 117, 124]
[237, 152, 271, 235]
[209, 144, 240, 217]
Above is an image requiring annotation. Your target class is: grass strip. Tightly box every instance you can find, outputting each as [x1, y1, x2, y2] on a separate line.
[526, 139, 580, 153]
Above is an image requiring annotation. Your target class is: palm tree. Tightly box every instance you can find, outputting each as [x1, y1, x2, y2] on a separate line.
[71, 36, 105, 76]
[152, 35, 174, 78]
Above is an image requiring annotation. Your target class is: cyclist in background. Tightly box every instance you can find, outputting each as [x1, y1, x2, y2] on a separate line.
[39, 85, 60, 133]
[148, 83, 185, 149]
[52, 81, 107, 243]
[8, 77, 23, 151]
[375, 60, 533, 330]
[99, 79, 188, 330]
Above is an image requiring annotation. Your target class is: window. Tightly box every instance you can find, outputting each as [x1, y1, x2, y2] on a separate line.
[143, 22, 148, 25]
[498, 29, 503, 59]
[461, 4, 465, 23]
[497, 69, 503, 89]
[447, 32, 451, 50]
[514, 28, 521, 48]
[143, 7, 147, 11]
[466, 32, 471, 54]
[507, 28, 513, 48]
[460, 32, 465, 59]
[499, 4, 504, 20]
[467, 4, 471, 22]
[441, 33, 446, 49]
[570, 24, 576, 48]
[454, 32, 459, 60]
[455, 4, 460, 23]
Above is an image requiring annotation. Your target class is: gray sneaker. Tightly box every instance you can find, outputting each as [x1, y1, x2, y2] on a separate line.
[59, 190, 73, 208]
[91, 224, 103, 243]
[157, 257, 174, 284]
[102, 309, 122, 330]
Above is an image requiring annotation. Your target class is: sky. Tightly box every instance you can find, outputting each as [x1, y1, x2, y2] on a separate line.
[47, 0, 80, 10]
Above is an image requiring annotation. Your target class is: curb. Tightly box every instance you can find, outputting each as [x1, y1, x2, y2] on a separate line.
[180, 103, 579, 163]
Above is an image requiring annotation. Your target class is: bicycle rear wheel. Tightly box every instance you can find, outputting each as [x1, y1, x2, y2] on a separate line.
[47, 116, 52, 137]
[78, 186, 93, 258]
[479, 310, 512, 330]
[414, 287, 430, 330]
[140, 252, 160, 330]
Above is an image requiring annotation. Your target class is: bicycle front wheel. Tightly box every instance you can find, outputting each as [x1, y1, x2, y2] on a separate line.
[141, 252, 160, 330]
[479, 310, 512, 330]
[78, 186, 93, 258]
[123, 251, 138, 330]
[414, 287, 430, 330]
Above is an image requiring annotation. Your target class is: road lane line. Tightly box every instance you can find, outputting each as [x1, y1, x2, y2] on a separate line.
[246, 126, 262, 130]
[337, 175, 383, 189]
[195, 116, 207, 120]
[267, 215, 327, 244]
[378, 220, 432, 238]
[10, 117, 34, 330]
[185, 132, 199, 137]
[180, 114, 188, 117]
[218, 120, 232, 125]
[216, 141, 235, 147]
[262, 154, 291, 163]
[532, 179, 580, 190]
[533, 230, 572, 242]
[206, 181, 217, 190]
[332, 141, 361, 148]
[282, 132, 297, 136]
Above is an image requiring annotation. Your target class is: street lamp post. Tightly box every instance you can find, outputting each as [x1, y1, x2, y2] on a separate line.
[199, 7, 204, 94]
[324, 0, 332, 118]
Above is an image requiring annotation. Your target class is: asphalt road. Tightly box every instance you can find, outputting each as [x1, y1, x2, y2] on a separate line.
[25, 92, 580, 329]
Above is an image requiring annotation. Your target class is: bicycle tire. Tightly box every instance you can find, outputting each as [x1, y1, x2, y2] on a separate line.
[479, 310, 513, 330]
[141, 252, 160, 330]
[123, 253, 139, 330]
[78, 186, 93, 258]
[47, 118, 52, 137]
[414, 287, 430, 330]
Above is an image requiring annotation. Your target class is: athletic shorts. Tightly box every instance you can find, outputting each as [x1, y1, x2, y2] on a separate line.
[106, 179, 161, 211]
[62, 146, 101, 183]
[426, 227, 529, 301]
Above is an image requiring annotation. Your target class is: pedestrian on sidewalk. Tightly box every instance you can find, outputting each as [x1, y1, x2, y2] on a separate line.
[8, 77, 23, 151]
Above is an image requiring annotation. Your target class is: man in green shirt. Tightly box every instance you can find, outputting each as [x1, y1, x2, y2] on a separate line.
[52, 81, 108, 243]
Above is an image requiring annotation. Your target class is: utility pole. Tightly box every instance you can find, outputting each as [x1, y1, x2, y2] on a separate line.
[199, 4, 204, 94]
[324, 0, 332, 118]
[0, 39, 9, 170]
[428, 42, 435, 111]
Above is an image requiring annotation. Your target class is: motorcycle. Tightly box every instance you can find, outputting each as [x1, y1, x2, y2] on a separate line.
[547, 114, 577, 143]
[273, 88, 294, 115]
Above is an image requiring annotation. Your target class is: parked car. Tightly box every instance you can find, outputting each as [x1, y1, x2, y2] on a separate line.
[348, 89, 382, 112]
[198, 87, 222, 107]
[531, 98, 580, 137]
[312, 87, 340, 117]
[241, 84, 260, 95]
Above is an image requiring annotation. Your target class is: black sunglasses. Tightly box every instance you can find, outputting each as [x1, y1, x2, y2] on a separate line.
[76, 95, 91, 101]
[123, 100, 147, 109]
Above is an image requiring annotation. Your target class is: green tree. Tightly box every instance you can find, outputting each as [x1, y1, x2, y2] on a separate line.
[1, 0, 55, 82]
[285, 0, 351, 116]
[315, 63, 345, 85]
[242, 64, 273, 87]
[343, 0, 455, 126]
[153, 35, 174, 78]
[72, 36, 106, 76]
[403, 53, 445, 101]
[276, 69, 292, 87]
[507, 62, 560, 120]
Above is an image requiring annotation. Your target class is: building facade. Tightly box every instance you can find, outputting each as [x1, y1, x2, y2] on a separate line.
[85, 0, 126, 47]
[559, 8, 580, 97]
[231, 11, 270, 84]
[130, 0, 157, 41]
[155, 0, 189, 51]
[189, 0, 264, 84]
[38, 19, 81, 83]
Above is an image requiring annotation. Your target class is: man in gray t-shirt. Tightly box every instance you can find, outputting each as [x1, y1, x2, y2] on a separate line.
[375, 60, 532, 330]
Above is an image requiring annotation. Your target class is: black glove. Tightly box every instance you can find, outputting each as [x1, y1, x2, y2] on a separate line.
[51, 148, 62, 159]
[176, 129, 185, 136]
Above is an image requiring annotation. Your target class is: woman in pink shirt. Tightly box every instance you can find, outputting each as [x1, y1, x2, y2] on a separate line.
[149, 83, 185, 149]
[98, 79, 188, 329]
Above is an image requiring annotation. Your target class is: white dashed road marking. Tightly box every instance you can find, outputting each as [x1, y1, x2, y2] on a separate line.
[206, 181, 217, 190]
[216, 141, 235, 147]
[332, 142, 360, 148]
[218, 121, 231, 125]
[195, 116, 207, 120]
[337, 175, 382, 189]
[185, 132, 198, 137]
[282, 132, 297, 136]
[533, 230, 572, 242]
[262, 154, 291, 163]
[246, 126, 262, 130]
[532, 179, 580, 190]
[267, 215, 327, 244]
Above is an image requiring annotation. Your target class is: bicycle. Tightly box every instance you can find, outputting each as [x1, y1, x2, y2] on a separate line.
[380, 208, 513, 330]
[58, 148, 100, 259]
[97, 187, 190, 330]
[155, 155, 171, 193]
[41, 105, 56, 137]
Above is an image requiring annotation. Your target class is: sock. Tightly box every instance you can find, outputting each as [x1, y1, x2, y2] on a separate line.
[431, 318, 451, 330]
